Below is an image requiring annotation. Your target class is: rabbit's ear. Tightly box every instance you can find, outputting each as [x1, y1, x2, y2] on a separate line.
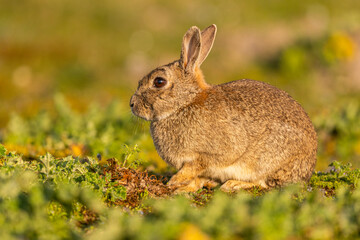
[198, 24, 217, 66]
[180, 26, 201, 72]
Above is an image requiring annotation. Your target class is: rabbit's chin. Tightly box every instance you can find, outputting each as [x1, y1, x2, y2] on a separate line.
[152, 111, 174, 121]
[132, 109, 174, 122]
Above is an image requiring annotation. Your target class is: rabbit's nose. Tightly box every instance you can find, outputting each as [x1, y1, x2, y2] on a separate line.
[129, 95, 135, 108]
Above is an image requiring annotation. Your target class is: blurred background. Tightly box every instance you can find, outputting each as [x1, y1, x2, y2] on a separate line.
[0, 0, 359, 170]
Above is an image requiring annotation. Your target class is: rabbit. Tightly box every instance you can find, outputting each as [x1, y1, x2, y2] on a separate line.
[130, 24, 317, 192]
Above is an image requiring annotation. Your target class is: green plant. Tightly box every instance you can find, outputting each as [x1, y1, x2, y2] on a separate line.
[1, 145, 360, 239]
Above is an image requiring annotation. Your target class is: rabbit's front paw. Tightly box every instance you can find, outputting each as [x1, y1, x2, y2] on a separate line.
[173, 184, 200, 194]
[174, 178, 219, 194]
[169, 177, 208, 194]
[167, 174, 192, 188]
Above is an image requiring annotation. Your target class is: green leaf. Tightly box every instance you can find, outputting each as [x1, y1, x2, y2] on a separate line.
[0, 144, 6, 157]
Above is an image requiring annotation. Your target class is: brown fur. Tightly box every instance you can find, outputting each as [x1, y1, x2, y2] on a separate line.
[195, 68, 210, 90]
[130, 25, 317, 192]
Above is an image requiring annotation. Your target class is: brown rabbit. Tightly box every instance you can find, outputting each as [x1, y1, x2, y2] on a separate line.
[130, 24, 317, 192]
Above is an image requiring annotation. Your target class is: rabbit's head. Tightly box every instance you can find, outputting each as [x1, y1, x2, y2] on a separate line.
[130, 25, 217, 121]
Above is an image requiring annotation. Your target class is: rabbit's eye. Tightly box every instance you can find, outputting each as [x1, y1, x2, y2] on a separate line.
[153, 77, 167, 88]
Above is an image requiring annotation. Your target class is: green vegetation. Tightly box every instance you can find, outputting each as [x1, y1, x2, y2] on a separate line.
[1, 142, 360, 239]
[1, 0, 360, 239]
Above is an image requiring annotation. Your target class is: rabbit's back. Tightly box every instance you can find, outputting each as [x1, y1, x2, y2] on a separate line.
[215, 79, 315, 136]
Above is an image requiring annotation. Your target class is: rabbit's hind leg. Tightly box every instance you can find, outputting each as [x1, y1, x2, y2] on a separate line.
[220, 180, 268, 192]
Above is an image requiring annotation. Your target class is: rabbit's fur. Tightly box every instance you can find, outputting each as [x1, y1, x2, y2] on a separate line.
[130, 25, 317, 192]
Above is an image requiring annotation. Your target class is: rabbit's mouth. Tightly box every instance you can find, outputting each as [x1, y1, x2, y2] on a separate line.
[130, 104, 152, 121]
[130, 94, 151, 121]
